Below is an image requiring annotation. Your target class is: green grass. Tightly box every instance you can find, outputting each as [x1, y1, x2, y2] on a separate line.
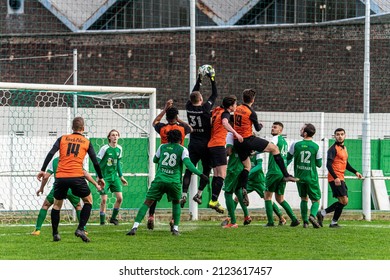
[1, 220, 390, 260]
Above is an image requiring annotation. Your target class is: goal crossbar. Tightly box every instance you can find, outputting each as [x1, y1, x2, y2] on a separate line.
[0, 82, 156, 95]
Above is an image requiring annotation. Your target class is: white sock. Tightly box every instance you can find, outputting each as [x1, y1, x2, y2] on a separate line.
[173, 225, 179, 231]
[133, 222, 139, 228]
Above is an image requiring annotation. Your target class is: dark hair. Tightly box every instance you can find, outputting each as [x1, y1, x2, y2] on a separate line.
[107, 129, 120, 143]
[166, 107, 179, 121]
[334, 128, 345, 134]
[72, 117, 84, 131]
[222, 95, 237, 109]
[167, 129, 182, 144]
[273, 121, 284, 128]
[304, 123, 316, 137]
[242, 89, 256, 103]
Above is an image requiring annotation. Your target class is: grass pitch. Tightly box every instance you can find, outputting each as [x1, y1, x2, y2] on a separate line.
[1, 219, 390, 260]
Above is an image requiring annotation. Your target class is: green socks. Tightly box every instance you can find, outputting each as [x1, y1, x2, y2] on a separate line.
[280, 200, 297, 221]
[100, 212, 106, 224]
[35, 209, 48, 230]
[272, 203, 282, 218]
[265, 200, 274, 225]
[310, 201, 319, 217]
[172, 202, 181, 226]
[300, 200, 308, 222]
[235, 188, 249, 217]
[112, 208, 119, 220]
[224, 192, 236, 224]
[135, 203, 149, 223]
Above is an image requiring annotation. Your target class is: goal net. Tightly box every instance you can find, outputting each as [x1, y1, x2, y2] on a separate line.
[0, 82, 156, 223]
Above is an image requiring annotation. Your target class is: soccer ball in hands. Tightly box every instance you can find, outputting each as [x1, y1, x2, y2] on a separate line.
[198, 64, 215, 79]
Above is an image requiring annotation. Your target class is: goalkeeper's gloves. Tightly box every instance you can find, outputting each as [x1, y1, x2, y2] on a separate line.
[206, 66, 215, 81]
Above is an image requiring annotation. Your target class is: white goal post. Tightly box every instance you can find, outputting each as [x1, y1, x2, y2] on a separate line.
[0, 82, 156, 214]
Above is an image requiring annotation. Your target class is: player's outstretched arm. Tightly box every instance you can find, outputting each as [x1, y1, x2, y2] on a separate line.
[153, 99, 173, 126]
[222, 118, 243, 143]
[183, 157, 204, 178]
[177, 117, 193, 133]
[83, 170, 98, 185]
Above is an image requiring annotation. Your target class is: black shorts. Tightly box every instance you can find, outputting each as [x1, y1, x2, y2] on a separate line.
[329, 180, 348, 198]
[208, 146, 227, 167]
[188, 141, 211, 170]
[234, 136, 269, 161]
[54, 177, 91, 200]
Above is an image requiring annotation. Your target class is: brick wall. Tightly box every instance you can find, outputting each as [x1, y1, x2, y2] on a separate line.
[0, 1, 69, 34]
[1, 21, 390, 113]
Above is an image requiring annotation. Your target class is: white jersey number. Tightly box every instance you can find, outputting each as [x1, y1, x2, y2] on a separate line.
[189, 115, 202, 128]
[300, 151, 311, 164]
[162, 152, 177, 167]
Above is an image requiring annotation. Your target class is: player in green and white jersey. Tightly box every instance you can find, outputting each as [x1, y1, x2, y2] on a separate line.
[98, 129, 128, 226]
[248, 152, 288, 226]
[126, 129, 208, 236]
[264, 122, 299, 227]
[287, 123, 322, 228]
[222, 132, 251, 228]
[31, 157, 98, 235]
[222, 132, 287, 228]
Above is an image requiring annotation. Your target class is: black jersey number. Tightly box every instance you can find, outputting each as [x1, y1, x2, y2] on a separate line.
[66, 143, 80, 157]
[234, 114, 242, 127]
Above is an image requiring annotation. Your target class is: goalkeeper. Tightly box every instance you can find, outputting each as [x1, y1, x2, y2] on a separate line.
[180, 64, 218, 208]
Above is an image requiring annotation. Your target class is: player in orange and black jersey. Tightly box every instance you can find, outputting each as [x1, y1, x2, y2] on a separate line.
[206, 96, 243, 214]
[153, 99, 192, 145]
[233, 89, 298, 204]
[181, 70, 218, 207]
[37, 117, 105, 243]
[317, 128, 363, 228]
[147, 100, 192, 229]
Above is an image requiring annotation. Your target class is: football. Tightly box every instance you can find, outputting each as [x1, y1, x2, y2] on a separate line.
[198, 64, 214, 77]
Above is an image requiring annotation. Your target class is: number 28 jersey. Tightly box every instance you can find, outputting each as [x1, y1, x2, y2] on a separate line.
[153, 143, 190, 184]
